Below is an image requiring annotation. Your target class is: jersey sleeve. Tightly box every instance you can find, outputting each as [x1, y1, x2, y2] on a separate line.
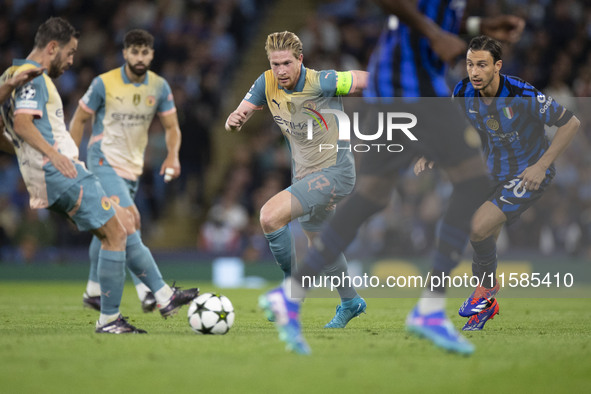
[526, 83, 570, 127]
[243, 73, 266, 108]
[318, 70, 338, 97]
[13, 73, 46, 118]
[157, 79, 176, 115]
[79, 76, 105, 114]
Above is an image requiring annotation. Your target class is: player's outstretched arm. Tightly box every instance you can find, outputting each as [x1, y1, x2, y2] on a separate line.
[69, 105, 93, 147]
[14, 113, 77, 178]
[348, 70, 369, 95]
[158, 111, 182, 182]
[0, 67, 44, 103]
[519, 114, 580, 191]
[225, 100, 257, 132]
[374, 0, 466, 63]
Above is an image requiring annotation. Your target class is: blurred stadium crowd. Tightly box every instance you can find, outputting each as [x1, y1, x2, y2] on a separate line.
[1, 0, 591, 263]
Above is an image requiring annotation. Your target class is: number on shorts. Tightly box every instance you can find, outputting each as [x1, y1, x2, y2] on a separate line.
[503, 178, 526, 198]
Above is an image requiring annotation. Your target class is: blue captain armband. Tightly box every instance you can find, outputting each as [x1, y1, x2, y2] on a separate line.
[335, 71, 353, 95]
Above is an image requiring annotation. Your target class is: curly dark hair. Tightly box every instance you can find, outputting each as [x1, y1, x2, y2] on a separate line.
[123, 29, 154, 49]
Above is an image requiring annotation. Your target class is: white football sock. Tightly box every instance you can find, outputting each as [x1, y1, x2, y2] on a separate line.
[417, 289, 446, 315]
[155, 285, 174, 307]
[85, 280, 101, 297]
[134, 281, 151, 301]
[99, 312, 120, 326]
[282, 277, 305, 302]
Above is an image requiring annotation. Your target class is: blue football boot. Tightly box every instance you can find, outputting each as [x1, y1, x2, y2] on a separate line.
[406, 306, 475, 355]
[324, 296, 367, 328]
[459, 282, 500, 317]
[462, 299, 500, 331]
[259, 286, 310, 355]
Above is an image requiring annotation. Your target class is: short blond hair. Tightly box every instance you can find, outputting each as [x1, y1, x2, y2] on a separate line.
[265, 31, 303, 59]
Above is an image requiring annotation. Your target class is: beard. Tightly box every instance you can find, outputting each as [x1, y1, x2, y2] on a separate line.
[128, 62, 149, 77]
[48, 55, 65, 79]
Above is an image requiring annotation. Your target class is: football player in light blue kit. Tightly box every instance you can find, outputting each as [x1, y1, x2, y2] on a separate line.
[226, 31, 369, 328]
[70, 29, 189, 314]
[0, 17, 159, 333]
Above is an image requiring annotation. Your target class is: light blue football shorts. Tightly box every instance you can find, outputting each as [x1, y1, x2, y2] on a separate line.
[88, 144, 139, 208]
[288, 164, 355, 232]
[49, 168, 116, 232]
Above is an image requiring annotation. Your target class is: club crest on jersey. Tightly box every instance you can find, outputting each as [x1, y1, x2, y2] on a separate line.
[302, 100, 317, 111]
[486, 117, 499, 131]
[101, 196, 112, 210]
[286, 101, 296, 114]
[146, 95, 156, 106]
[502, 106, 514, 119]
[133, 94, 141, 106]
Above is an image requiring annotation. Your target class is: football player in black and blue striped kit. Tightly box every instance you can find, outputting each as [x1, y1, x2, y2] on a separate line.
[418, 35, 580, 331]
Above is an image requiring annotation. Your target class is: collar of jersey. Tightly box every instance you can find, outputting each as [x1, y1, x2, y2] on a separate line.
[494, 74, 505, 97]
[279, 64, 306, 93]
[14, 58, 43, 70]
[120, 65, 149, 86]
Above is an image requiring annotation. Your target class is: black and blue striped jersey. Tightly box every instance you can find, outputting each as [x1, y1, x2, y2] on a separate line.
[453, 74, 573, 182]
[365, 0, 465, 98]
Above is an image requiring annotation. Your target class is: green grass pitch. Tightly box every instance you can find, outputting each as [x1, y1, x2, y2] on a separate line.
[0, 281, 589, 393]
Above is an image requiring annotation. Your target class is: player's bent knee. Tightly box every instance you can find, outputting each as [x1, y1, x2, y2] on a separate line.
[112, 201, 135, 235]
[259, 205, 286, 233]
[100, 216, 127, 250]
[470, 217, 492, 242]
[259, 208, 276, 233]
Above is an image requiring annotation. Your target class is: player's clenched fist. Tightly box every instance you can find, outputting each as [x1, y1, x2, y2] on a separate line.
[225, 110, 249, 132]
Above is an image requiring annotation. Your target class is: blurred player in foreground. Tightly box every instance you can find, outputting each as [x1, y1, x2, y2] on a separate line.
[226, 31, 369, 328]
[70, 29, 184, 314]
[416, 35, 579, 330]
[0, 17, 196, 334]
[259, 0, 525, 355]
